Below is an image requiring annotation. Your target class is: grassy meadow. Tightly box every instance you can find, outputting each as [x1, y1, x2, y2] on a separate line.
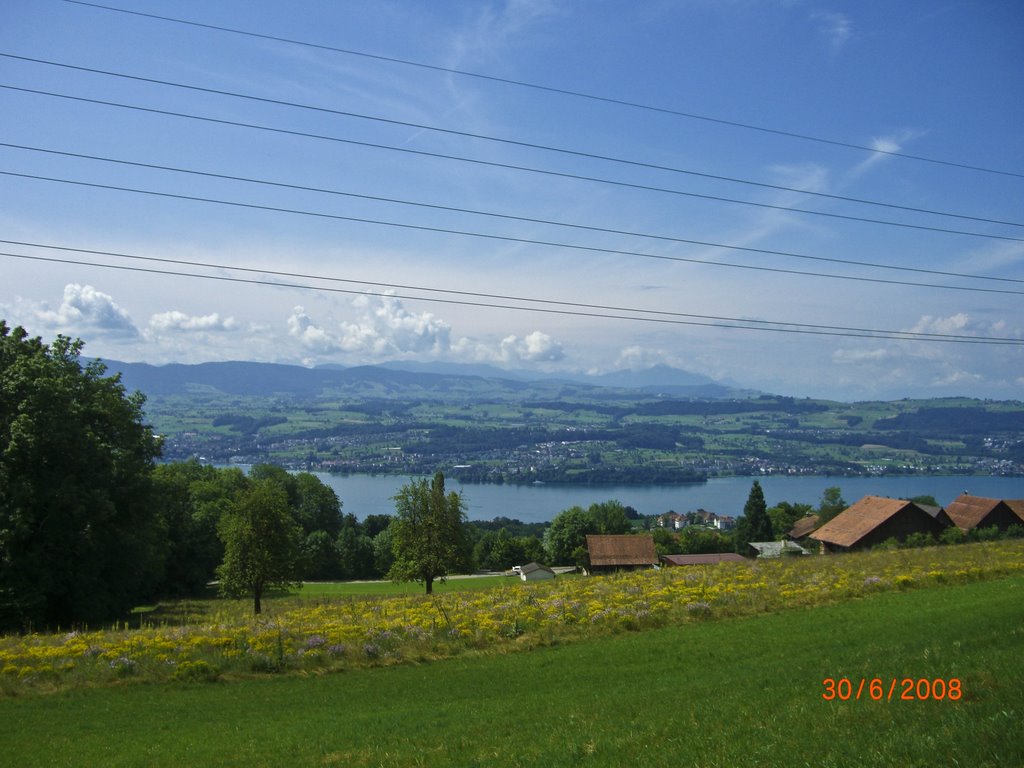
[1, 541, 1022, 765]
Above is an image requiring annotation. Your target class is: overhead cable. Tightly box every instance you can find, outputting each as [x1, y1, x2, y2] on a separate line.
[3, 245, 1022, 345]
[57, 0, 1024, 180]
[2, 53, 1021, 236]
[5, 143, 1024, 285]
[4, 83, 1019, 233]
[4, 169, 1023, 295]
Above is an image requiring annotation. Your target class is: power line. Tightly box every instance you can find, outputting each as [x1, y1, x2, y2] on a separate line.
[58, 0, 1024, 180]
[4, 244, 1021, 345]
[6, 142, 1024, 288]
[5, 83, 1019, 234]
[4, 169, 1023, 295]
[4, 54, 1022, 242]
[5, 138, 1019, 246]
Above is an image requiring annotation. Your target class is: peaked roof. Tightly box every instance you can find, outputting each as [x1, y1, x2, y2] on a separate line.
[944, 494, 1024, 530]
[520, 562, 554, 575]
[586, 534, 657, 567]
[661, 553, 747, 566]
[810, 496, 922, 548]
[788, 514, 820, 539]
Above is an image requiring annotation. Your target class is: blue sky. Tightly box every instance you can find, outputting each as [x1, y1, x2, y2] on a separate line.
[1, 0, 1022, 400]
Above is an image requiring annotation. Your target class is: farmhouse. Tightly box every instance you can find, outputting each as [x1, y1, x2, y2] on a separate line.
[944, 494, 1024, 533]
[516, 562, 556, 582]
[586, 534, 658, 573]
[810, 496, 949, 553]
[660, 553, 747, 566]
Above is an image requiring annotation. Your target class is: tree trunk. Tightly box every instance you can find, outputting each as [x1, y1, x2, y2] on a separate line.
[254, 586, 263, 615]
[425, 576, 433, 595]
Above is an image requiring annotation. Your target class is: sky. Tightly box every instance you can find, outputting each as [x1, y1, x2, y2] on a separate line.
[1, 0, 1022, 401]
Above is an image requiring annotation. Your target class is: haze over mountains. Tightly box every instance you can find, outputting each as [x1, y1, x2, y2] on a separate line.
[101, 359, 739, 399]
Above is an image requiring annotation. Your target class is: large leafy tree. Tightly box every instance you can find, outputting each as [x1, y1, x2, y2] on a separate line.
[587, 500, 633, 535]
[388, 471, 467, 594]
[767, 501, 814, 539]
[0, 322, 163, 630]
[543, 506, 597, 566]
[216, 478, 303, 614]
[816, 486, 847, 525]
[151, 460, 248, 597]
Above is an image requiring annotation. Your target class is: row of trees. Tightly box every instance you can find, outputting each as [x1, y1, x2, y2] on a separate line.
[5, 323, 972, 629]
[1, 323, 164, 630]
[0, 324, 520, 626]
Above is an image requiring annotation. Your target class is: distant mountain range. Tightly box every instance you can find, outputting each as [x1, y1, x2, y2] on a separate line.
[98, 359, 742, 399]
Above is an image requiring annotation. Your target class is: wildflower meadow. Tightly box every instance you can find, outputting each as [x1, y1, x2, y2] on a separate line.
[2, 539, 1021, 695]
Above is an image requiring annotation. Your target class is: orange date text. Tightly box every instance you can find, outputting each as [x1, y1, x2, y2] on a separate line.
[821, 677, 962, 701]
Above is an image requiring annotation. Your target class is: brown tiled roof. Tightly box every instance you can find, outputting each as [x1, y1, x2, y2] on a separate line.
[945, 495, 1006, 530]
[788, 514, 820, 539]
[586, 534, 657, 566]
[1007, 500, 1024, 521]
[810, 496, 916, 548]
[661, 553, 747, 566]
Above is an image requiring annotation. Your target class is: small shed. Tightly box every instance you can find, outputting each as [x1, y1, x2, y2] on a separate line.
[787, 514, 820, 542]
[660, 553, 747, 567]
[810, 496, 949, 553]
[748, 540, 809, 559]
[517, 562, 556, 582]
[586, 534, 658, 573]
[944, 494, 1024, 533]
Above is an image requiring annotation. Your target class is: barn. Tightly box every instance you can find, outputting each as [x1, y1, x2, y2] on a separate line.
[809, 496, 950, 553]
[944, 494, 1024, 533]
[660, 553, 747, 566]
[585, 534, 658, 573]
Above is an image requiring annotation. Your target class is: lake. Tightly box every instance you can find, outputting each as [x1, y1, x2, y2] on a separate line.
[309, 472, 1024, 523]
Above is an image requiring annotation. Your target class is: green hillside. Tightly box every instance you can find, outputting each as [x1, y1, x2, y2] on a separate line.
[3, 571, 1021, 767]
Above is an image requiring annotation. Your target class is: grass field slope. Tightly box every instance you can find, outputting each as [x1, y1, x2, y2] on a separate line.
[1, 542, 1022, 766]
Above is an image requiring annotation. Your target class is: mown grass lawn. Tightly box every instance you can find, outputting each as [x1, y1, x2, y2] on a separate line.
[293, 573, 516, 597]
[2, 574, 1021, 767]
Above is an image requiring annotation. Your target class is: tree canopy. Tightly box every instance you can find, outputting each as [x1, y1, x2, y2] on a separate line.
[816, 486, 847, 525]
[216, 478, 303, 614]
[0, 322, 163, 630]
[388, 471, 468, 594]
[734, 480, 773, 553]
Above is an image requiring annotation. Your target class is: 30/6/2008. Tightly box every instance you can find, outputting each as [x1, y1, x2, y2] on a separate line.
[822, 678, 962, 701]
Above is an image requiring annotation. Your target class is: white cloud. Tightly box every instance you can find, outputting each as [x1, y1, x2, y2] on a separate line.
[449, 0, 564, 68]
[453, 329, 565, 365]
[906, 313, 1020, 340]
[832, 347, 894, 364]
[499, 330, 565, 362]
[615, 345, 672, 369]
[287, 305, 340, 353]
[850, 130, 924, 177]
[149, 311, 239, 333]
[908, 313, 972, 336]
[812, 11, 852, 55]
[33, 284, 138, 338]
[288, 294, 453, 359]
[339, 293, 452, 357]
